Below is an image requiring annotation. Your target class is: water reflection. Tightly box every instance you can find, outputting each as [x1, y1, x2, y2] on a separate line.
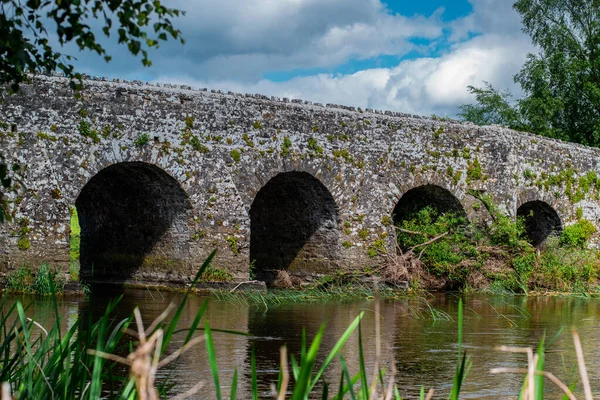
[4, 291, 600, 399]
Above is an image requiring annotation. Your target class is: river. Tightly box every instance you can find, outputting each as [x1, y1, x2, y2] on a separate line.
[8, 288, 600, 399]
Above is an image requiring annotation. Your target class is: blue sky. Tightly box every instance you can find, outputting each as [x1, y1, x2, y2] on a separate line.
[385, 0, 472, 20]
[68, 0, 533, 117]
[263, 0, 475, 82]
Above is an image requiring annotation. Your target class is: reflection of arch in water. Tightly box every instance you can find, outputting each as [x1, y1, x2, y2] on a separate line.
[392, 184, 467, 226]
[249, 171, 340, 284]
[517, 200, 562, 246]
[75, 162, 193, 282]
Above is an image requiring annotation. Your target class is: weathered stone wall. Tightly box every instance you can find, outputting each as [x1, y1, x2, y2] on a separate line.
[1, 74, 600, 283]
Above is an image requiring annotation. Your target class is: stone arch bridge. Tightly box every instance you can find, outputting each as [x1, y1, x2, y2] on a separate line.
[1, 75, 599, 285]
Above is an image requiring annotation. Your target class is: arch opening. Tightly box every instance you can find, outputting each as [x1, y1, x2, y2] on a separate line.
[392, 185, 468, 290]
[392, 185, 467, 228]
[250, 171, 340, 285]
[517, 200, 562, 246]
[75, 162, 193, 282]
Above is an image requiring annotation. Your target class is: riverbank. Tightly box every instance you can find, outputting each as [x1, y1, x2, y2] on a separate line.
[385, 191, 600, 295]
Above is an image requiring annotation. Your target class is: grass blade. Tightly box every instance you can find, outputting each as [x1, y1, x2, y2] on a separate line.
[534, 337, 545, 400]
[310, 312, 364, 390]
[449, 298, 468, 400]
[358, 323, 369, 400]
[291, 325, 325, 400]
[184, 299, 209, 344]
[205, 321, 222, 400]
[163, 250, 216, 352]
[251, 345, 258, 400]
[230, 369, 238, 400]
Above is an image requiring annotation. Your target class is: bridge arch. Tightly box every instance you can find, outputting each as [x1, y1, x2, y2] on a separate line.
[249, 171, 341, 285]
[392, 184, 467, 253]
[75, 162, 193, 282]
[392, 184, 467, 226]
[517, 200, 562, 246]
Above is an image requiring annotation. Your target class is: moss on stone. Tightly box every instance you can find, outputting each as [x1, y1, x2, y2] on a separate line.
[230, 149, 241, 162]
[467, 157, 483, 182]
[307, 137, 323, 154]
[190, 136, 209, 153]
[242, 133, 254, 148]
[281, 136, 292, 156]
[358, 228, 369, 240]
[37, 131, 57, 142]
[17, 237, 30, 250]
[225, 235, 239, 254]
[185, 114, 195, 129]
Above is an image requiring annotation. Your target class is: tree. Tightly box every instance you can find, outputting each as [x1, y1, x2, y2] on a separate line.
[460, 0, 600, 147]
[0, 0, 185, 222]
[458, 82, 524, 128]
[0, 0, 185, 92]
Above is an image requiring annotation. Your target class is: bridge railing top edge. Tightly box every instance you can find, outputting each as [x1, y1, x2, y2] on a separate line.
[21, 73, 600, 155]
[33, 73, 469, 122]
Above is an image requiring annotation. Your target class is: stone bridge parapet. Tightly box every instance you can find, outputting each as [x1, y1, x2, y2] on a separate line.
[1, 75, 599, 284]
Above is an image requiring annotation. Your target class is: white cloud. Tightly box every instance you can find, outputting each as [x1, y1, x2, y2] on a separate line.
[450, 0, 524, 40]
[156, 33, 533, 117]
[62, 0, 535, 117]
[64, 0, 445, 81]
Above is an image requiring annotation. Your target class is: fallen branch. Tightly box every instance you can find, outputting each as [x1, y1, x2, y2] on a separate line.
[395, 227, 429, 236]
[411, 232, 449, 251]
[229, 280, 259, 293]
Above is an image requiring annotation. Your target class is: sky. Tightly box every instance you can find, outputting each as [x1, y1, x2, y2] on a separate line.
[66, 0, 534, 117]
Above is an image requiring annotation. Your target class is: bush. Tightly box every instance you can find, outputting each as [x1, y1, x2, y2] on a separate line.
[6, 267, 34, 293]
[200, 266, 233, 282]
[396, 206, 471, 280]
[560, 219, 596, 248]
[532, 238, 599, 291]
[33, 264, 65, 294]
[6, 264, 64, 295]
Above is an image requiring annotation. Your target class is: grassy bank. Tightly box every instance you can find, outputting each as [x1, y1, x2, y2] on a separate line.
[5, 264, 65, 294]
[391, 192, 600, 294]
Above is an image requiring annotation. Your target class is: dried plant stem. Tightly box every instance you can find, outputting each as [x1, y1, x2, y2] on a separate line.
[572, 329, 593, 400]
[277, 346, 289, 400]
[158, 336, 205, 368]
[490, 368, 576, 400]
[424, 388, 435, 400]
[88, 305, 206, 400]
[368, 291, 381, 400]
[169, 381, 206, 400]
[26, 318, 48, 336]
[229, 281, 258, 292]
[1, 382, 11, 400]
[383, 363, 397, 400]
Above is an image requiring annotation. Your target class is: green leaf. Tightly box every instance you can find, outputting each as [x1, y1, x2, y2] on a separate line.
[205, 322, 222, 400]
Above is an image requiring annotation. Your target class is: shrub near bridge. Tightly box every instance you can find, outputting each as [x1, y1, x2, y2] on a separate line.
[396, 200, 600, 293]
[6, 264, 65, 295]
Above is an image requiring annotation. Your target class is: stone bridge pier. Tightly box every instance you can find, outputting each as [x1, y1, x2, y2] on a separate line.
[1, 75, 600, 285]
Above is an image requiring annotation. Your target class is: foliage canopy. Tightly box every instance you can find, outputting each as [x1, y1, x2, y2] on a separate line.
[459, 0, 600, 147]
[0, 0, 185, 92]
[0, 0, 185, 221]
